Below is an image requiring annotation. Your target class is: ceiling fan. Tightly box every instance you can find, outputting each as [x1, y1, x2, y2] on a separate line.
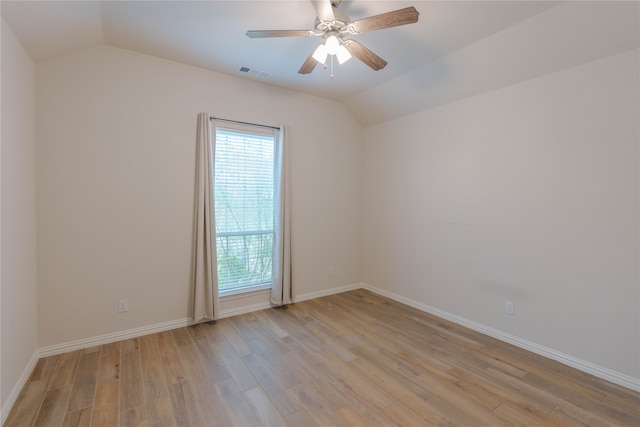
[246, 0, 419, 75]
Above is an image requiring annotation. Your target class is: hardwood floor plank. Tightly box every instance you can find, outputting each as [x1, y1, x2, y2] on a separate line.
[284, 409, 320, 427]
[214, 339, 259, 391]
[261, 350, 303, 388]
[228, 315, 259, 343]
[214, 378, 262, 426]
[121, 337, 140, 354]
[188, 320, 226, 343]
[29, 355, 60, 384]
[156, 334, 186, 386]
[173, 337, 216, 399]
[309, 325, 358, 362]
[278, 347, 340, 385]
[242, 352, 302, 416]
[482, 353, 529, 378]
[139, 334, 176, 427]
[448, 366, 561, 422]
[334, 365, 394, 410]
[157, 330, 173, 339]
[167, 379, 204, 427]
[603, 391, 640, 423]
[120, 342, 145, 412]
[174, 337, 234, 426]
[217, 318, 254, 357]
[68, 351, 100, 411]
[253, 308, 291, 339]
[337, 405, 378, 427]
[62, 406, 93, 427]
[492, 403, 565, 427]
[4, 380, 47, 427]
[82, 345, 102, 355]
[483, 366, 567, 413]
[289, 382, 345, 426]
[49, 350, 82, 391]
[97, 341, 121, 385]
[245, 314, 291, 355]
[346, 333, 423, 378]
[522, 371, 637, 425]
[247, 333, 278, 360]
[121, 405, 148, 427]
[170, 327, 193, 347]
[92, 381, 120, 427]
[551, 404, 615, 427]
[275, 310, 327, 353]
[191, 333, 231, 384]
[279, 350, 347, 412]
[426, 394, 507, 427]
[348, 356, 439, 421]
[33, 386, 71, 427]
[302, 298, 355, 336]
[244, 386, 287, 427]
[385, 402, 445, 426]
[328, 378, 408, 427]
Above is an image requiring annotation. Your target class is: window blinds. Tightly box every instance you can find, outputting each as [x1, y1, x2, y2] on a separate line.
[214, 126, 276, 291]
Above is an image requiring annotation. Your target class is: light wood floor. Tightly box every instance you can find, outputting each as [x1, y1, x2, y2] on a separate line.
[5, 289, 639, 426]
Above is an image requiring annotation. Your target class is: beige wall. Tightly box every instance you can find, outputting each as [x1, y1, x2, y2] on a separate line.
[36, 45, 363, 347]
[1, 19, 38, 411]
[362, 49, 640, 380]
[5, 5, 638, 406]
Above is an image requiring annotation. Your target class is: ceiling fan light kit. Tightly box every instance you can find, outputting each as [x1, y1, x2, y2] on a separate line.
[312, 44, 329, 63]
[246, 0, 419, 78]
[312, 35, 352, 65]
[324, 35, 340, 55]
[335, 44, 352, 64]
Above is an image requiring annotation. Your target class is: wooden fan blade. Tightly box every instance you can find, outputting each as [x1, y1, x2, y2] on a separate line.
[350, 6, 419, 34]
[311, 0, 335, 22]
[246, 30, 313, 38]
[298, 45, 322, 74]
[344, 40, 387, 71]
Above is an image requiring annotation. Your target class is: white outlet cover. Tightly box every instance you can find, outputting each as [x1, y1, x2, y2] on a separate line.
[505, 301, 515, 316]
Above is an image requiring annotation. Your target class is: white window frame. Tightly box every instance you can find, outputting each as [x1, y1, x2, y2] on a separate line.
[213, 121, 279, 297]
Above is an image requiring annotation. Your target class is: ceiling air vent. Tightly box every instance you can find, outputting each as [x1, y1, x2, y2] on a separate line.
[237, 66, 271, 79]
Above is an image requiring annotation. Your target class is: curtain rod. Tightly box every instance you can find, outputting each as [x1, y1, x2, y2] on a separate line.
[210, 116, 280, 131]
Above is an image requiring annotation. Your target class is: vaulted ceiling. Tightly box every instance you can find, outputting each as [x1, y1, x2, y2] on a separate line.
[2, 1, 638, 125]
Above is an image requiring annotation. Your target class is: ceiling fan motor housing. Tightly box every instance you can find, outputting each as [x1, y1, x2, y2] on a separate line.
[314, 11, 350, 37]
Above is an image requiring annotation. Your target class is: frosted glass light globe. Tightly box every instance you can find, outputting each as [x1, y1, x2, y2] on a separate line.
[325, 35, 340, 55]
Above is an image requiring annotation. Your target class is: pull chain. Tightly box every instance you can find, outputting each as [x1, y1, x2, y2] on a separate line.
[330, 55, 335, 80]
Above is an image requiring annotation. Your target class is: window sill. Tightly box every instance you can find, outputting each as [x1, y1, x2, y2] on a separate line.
[219, 284, 271, 302]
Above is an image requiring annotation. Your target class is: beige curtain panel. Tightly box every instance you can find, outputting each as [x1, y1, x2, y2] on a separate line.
[192, 112, 219, 322]
[271, 126, 293, 305]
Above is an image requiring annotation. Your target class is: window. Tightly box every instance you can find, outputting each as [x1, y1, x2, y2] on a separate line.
[214, 124, 277, 295]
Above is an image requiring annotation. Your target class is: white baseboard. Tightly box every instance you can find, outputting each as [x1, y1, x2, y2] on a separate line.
[361, 283, 640, 393]
[38, 317, 195, 357]
[217, 301, 272, 319]
[293, 282, 364, 303]
[1, 350, 39, 426]
[37, 282, 364, 358]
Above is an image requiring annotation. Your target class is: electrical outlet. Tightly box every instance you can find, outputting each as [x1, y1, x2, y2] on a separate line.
[118, 299, 129, 313]
[504, 301, 515, 316]
[329, 266, 334, 277]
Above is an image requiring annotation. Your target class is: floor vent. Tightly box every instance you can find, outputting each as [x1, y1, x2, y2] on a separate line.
[237, 66, 271, 79]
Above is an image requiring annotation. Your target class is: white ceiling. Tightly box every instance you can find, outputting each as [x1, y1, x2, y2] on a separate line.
[2, 1, 638, 125]
[1, 1, 559, 98]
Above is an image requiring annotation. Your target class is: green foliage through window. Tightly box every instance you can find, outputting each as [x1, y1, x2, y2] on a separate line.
[214, 127, 275, 292]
